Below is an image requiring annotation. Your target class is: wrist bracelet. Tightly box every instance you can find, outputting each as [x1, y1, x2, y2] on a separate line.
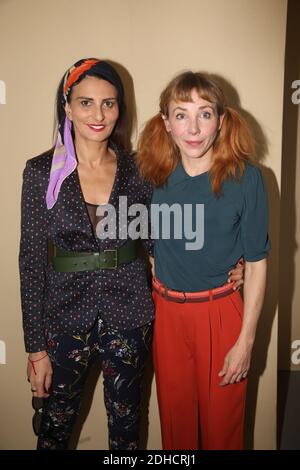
[28, 353, 48, 375]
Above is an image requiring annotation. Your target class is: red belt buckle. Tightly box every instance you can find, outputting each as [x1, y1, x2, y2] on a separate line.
[175, 291, 186, 303]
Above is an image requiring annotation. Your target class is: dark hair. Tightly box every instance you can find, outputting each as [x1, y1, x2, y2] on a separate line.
[54, 58, 129, 150]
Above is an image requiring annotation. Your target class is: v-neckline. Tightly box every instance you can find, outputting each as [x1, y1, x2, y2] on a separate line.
[75, 145, 120, 245]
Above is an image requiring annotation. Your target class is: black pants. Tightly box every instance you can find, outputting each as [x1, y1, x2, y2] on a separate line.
[37, 320, 153, 450]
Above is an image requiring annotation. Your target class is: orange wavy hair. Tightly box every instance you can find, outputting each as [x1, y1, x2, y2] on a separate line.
[136, 72, 254, 195]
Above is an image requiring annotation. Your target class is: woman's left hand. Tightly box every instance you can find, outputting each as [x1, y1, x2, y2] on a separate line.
[218, 339, 252, 386]
[228, 257, 244, 290]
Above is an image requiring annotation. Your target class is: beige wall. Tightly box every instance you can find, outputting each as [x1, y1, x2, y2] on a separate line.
[0, 0, 287, 450]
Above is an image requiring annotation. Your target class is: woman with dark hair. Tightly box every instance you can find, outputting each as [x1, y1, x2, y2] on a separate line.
[19, 58, 155, 450]
[137, 71, 270, 450]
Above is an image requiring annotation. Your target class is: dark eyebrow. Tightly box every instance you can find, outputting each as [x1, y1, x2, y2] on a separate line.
[76, 96, 117, 101]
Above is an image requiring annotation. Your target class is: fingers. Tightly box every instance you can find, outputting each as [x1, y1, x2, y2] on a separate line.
[219, 371, 231, 386]
[35, 382, 46, 398]
[228, 258, 244, 286]
[220, 369, 248, 386]
[29, 379, 38, 397]
[29, 374, 42, 398]
[32, 380, 50, 398]
[149, 256, 155, 277]
[228, 271, 243, 285]
[27, 354, 52, 398]
[229, 270, 243, 280]
[233, 370, 248, 383]
[220, 369, 237, 386]
[232, 279, 244, 291]
[28, 372, 52, 398]
[218, 358, 229, 383]
[235, 371, 246, 382]
[27, 366, 38, 396]
[229, 272, 244, 281]
[230, 375, 238, 384]
[45, 373, 53, 396]
[218, 351, 248, 385]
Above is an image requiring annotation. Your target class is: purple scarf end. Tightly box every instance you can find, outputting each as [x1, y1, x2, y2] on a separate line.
[46, 117, 77, 209]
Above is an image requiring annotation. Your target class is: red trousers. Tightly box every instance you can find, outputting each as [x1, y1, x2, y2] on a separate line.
[152, 284, 247, 450]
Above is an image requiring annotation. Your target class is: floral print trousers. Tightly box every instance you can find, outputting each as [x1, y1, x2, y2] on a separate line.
[37, 319, 153, 450]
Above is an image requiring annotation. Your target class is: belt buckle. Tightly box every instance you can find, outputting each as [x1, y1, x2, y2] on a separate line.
[175, 291, 186, 303]
[103, 249, 118, 269]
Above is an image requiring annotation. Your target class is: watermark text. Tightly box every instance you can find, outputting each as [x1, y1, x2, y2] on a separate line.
[291, 80, 300, 105]
[291, 339, 300, 365]
[0, 340, 6, 364]
[0, 80, 6, 104]
[95, 197, 204, 251]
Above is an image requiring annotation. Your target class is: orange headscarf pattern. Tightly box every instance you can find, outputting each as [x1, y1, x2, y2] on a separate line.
[63, 59, 99, 99]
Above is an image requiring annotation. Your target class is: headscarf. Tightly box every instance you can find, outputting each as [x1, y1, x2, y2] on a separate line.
[46, 58, 124, 209]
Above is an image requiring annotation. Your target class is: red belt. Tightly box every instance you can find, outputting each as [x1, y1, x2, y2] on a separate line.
[152, 277, 235, 303]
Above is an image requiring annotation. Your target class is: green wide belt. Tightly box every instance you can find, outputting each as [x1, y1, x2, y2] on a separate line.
[51, 240, 137, 272]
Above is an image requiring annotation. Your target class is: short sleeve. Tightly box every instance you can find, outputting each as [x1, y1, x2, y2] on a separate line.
[240, 165, 271, 262]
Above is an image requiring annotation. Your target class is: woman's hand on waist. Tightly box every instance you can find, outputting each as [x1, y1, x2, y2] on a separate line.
[149, 256, 155, 277]
[228, 257, 244, 290]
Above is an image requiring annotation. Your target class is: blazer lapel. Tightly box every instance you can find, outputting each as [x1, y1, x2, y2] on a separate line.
[49, 169, 99, 251]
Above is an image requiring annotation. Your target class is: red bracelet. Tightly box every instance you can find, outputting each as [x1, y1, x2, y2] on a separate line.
[28, 353, 48, 375]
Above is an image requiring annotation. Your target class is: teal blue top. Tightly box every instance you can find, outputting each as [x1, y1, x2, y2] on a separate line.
[151, 161, 270, 292]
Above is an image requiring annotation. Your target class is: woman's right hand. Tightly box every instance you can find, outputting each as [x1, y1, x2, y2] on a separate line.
[27, 351, 53, 398]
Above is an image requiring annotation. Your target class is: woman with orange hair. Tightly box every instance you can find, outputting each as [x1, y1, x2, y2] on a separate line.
[137, 72, 270, 450]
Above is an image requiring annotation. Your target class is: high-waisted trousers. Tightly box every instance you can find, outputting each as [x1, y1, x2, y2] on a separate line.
[152, 286, 247, 450]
